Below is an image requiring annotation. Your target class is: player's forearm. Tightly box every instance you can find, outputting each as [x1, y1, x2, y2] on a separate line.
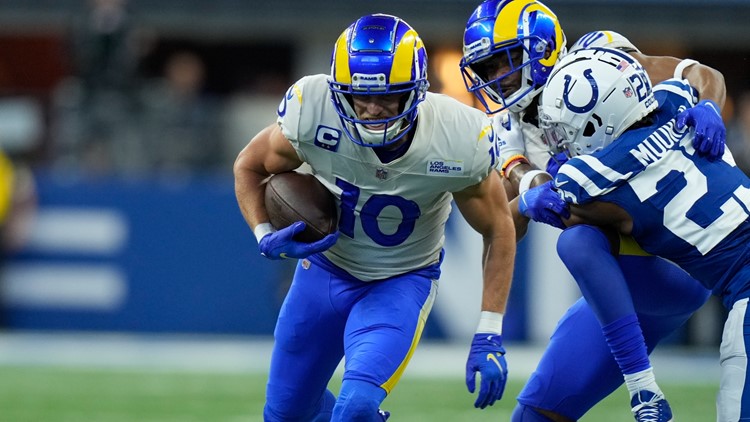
[506, 164, 552, 241]
[684, 63, 726, 108]
[480, 218, 516, 314]
[233, 150, 271, 231]
[508, 196, 530, 241]
[454, 172, 516, 313]
[507, 163, 553, 195]
[634, 53, 726, 110]
[234, 124, 303, 231]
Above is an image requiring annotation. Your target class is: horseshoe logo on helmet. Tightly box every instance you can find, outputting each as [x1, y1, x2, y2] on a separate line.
[563, 69, 599, 113]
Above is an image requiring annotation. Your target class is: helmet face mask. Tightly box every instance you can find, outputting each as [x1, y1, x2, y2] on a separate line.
[538, 47, 658, 157]
[460, 0, 566, 114]
[464, 45, 525, 106]
[539, 114, 574, 155]
[329, 14, 429, 147]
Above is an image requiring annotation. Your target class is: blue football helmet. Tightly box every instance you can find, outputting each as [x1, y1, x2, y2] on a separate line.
[460, 0, 566, 114]
[329, 14, 429, 147]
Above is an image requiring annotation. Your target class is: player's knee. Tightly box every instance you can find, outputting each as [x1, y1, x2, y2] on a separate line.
[511, 403, 575, 422]
[332, 379, 386, 422]
[557, 225, 609, 267]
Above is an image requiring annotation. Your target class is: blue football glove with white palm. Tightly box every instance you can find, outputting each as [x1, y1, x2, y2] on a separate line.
[518, 181, 570, 229]
[258, 221, 339, 260]
[465, 333, 508, 409]
[676, 99, 726, 160]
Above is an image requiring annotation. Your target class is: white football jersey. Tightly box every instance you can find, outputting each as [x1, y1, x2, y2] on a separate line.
[494, 30, 641, 171]
[278, 74, 496, 281]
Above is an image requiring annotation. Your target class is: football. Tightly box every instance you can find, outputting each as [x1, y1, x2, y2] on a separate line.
[264, 171, 338, 243]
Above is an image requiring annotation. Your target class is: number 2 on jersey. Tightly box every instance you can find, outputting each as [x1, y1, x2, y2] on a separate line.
[629, 150, 750, 254]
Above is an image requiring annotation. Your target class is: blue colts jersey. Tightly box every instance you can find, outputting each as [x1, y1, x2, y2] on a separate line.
[555, 79, 750, 307]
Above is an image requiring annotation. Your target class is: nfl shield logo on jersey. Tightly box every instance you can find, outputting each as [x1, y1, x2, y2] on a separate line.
[375, 168, 388, 180]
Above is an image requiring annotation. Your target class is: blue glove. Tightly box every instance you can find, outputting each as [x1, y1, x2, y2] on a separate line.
[258, 221, 339, 260]
[518, 181, 570, 229]
[545, 152, 569, 177]
[465, 333, 508, 409]
[676, 99, 726, 160]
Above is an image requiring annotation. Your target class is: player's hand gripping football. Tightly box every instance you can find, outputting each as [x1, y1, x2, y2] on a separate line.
[676, 99, 726, 160]
[466, 333, 508, 409]
[258, 221, 339, 260]
[518, 181, 570, 229]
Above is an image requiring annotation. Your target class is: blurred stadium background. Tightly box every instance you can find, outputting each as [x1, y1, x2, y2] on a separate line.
[0, 0, 747, 420]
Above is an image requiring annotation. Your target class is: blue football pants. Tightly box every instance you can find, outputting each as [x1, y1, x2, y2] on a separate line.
[514, 252, 710, 420]
[263, 257, 437, 421]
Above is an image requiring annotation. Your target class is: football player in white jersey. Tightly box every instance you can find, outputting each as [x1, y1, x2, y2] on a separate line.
[526, 45, 748, 422]
[459, 1, 726, 421]
[234, 14, 517, 421]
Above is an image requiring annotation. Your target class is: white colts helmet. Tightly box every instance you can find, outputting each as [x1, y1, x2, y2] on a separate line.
[538, 47, 657, 156]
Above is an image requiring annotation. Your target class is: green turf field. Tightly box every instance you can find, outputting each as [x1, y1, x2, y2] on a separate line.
[0, 366, 717, 421]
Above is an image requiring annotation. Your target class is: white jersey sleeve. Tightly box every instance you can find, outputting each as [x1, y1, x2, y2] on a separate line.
[276, 75, 495, 281]
[276, 74, 333, 163]
[570, 31, 641, 54]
